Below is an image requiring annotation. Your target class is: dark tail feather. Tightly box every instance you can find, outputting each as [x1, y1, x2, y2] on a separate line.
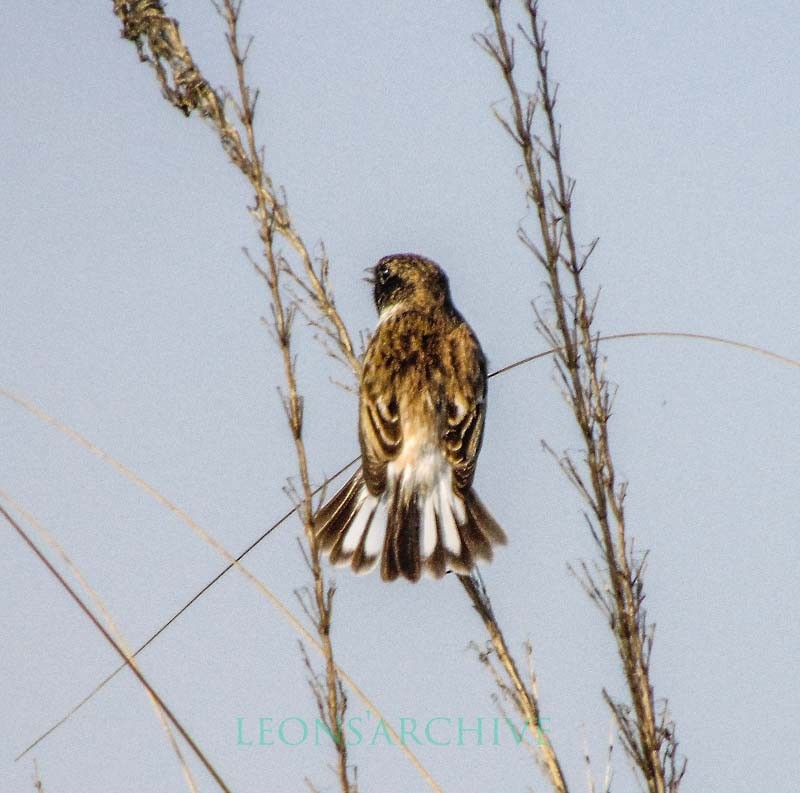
[381, 489, 421, 583]
[424, 487, 507, 579]
[315, 473, 506, 582]
[315, 470, 363, 554]
[382, 485, 505, 582]
[464, 489, 507, 549]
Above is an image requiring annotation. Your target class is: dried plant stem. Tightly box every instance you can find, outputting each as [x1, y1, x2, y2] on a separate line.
[112, 0, 358, 376]
[2, 493, 200, 793]
[10, 318, 792, 773]
[0, 503, 231, 793]
[461, 573, 568, 792]
[489, 330, 800, 379]
[111, 0, 356, 787]
[221, 7, 350, 788]
[110, 4, 719, 789]
[479, 2, 685, 791]
[6, 321, 792, 761]
[5, 389, 440, 790]
[32, 759, 44, 793]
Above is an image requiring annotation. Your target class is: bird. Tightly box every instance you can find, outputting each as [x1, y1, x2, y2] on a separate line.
[314, 253, 506, 582]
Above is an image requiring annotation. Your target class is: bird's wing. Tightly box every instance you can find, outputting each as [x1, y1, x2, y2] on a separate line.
[359, 345, 402, 494]
[442, 323, 487, 493]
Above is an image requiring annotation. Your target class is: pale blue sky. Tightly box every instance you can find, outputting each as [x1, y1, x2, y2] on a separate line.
[2, 3, 799, 792]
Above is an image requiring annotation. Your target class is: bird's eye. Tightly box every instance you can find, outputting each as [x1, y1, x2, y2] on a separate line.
[376, 263, 390, 283]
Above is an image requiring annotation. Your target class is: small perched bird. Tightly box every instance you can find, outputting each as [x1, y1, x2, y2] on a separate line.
[315, 253, 506, 582]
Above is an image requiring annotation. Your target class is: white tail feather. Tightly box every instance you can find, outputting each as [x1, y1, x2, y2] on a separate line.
[420, 492, 437, 558]
[333, 486, 388, 573]
[436, 476, 461, 555]
[340, 492, 375, 554]
[450, 488, 466, 525]
[328, 451, 480, 574]
[364, 497, 388, 557]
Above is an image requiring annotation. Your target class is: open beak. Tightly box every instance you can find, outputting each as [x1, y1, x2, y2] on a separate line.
[362, 266, 375, 285]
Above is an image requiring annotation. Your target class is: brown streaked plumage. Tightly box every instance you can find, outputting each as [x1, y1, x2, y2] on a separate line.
[315, 253, 506, 581]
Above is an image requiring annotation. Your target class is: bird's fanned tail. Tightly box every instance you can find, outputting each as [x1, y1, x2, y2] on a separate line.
[314, 470, 506, 582]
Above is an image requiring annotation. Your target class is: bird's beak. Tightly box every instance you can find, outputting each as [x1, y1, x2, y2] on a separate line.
[362, 266, 375, 285]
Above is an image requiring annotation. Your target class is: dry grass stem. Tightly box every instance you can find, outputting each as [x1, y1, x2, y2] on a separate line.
[0, 501, 230, 793]
[8, 313, 795, 772]
[112, 0, 357, 787]
[111, 3, 571, 789]
[32, 760, 45, 793]
[580, 719, 614, 793]
[4, 391, 440, 791]
[17, 2, 788, 787]
[478, 1, 685, 790]
[112, 0, 359, 377]
[1, 492, 201, 793]
[461, 572, 569, 792]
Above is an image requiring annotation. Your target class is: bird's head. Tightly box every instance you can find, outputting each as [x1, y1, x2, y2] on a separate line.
[368, 254, 452, 318]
